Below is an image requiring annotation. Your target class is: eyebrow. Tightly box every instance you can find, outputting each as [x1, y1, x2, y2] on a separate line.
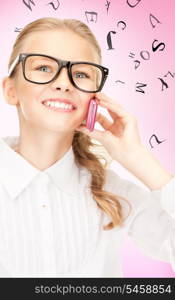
[30, 56, 54, 62]
[73, 64, 94, 71]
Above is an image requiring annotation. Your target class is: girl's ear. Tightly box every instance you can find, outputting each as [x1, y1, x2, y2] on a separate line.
[2, 76, 19, 105]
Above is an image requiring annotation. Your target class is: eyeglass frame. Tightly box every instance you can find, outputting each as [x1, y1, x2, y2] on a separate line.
[8, 53, 109, 93]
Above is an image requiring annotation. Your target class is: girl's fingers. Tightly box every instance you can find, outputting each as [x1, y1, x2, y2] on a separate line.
[96, 92, 123, 107]
[96, 112, 112, 129]
[96, 92, 129, 120]
[103, 106, 119, 121]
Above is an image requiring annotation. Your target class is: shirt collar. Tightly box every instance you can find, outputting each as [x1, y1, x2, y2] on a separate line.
[0, 136, 80, 199]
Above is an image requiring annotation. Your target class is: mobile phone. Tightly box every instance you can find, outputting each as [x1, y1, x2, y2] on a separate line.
[86, 97, 98, 131]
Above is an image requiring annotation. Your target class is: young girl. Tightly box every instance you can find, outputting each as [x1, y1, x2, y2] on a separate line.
[1, 17, 175, 277]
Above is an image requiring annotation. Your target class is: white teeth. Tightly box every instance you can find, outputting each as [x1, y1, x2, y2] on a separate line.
[43, 101, 74, 110]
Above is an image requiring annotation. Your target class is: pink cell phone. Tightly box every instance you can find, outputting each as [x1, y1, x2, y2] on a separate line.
[86, 97, 98, 131]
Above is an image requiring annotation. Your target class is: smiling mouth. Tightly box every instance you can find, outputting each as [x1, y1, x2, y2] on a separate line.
[42, 102, 76, 113]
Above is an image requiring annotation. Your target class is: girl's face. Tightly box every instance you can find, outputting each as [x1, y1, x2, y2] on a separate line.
[10, 29, 99, 134]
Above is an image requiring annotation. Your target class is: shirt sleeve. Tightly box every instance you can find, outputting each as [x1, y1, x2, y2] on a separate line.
[104, 168, 175, 271]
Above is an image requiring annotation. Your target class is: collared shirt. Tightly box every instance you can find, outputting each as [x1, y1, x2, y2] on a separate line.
[0, 135, 174, 277]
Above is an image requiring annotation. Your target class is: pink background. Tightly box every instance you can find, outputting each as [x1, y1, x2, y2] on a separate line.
[0, 0, 175, 277]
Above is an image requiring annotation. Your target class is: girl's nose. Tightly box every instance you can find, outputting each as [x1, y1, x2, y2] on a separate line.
[50, 68, 73, 91]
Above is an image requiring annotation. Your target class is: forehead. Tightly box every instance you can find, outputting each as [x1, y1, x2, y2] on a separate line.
[21, 30, 98, 63]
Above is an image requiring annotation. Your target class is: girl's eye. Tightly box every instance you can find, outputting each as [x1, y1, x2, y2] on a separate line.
[74, 72, 89, 78]
[36, 65, 52, 72]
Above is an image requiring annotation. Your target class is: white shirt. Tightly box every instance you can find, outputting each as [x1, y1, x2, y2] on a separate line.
[0, 135, 174, 278]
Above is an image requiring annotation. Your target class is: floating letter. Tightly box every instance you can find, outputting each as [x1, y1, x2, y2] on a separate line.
[158, 78, 168, 91]
[136, 82, 147, 93]
[149, 13, 161, 29]
[149, 134, 165, 148]
[152, 39, 165, 52]
[127, 0, 141, 8]
[107, 31, 116, 50]
[85, 11, 98, 23]
[22, 0, 35, 11]
[47, 0, 60, 10]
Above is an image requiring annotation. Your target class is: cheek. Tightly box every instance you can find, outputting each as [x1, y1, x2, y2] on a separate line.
[78, 97, 89, 118]
[79, 93, 95, 109]
[16, 84, 44, 118]
[17, 83, 44, 105]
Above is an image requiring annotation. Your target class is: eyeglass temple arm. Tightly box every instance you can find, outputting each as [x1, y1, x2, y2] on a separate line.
[8, 55, 20, 77]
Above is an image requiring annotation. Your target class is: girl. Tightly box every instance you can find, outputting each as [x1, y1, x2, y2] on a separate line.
[1, 17, 175, 277]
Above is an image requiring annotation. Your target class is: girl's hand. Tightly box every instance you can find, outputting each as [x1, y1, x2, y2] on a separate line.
[75, 92, 143, 164]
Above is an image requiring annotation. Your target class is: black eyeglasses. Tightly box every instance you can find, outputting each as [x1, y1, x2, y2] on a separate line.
[8, 53, 109, 93]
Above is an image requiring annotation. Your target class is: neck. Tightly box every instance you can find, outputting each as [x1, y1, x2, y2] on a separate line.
[14, 129, 74, 171]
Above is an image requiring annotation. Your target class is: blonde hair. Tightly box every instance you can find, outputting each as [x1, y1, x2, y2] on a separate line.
[8, 17, 130, 230]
